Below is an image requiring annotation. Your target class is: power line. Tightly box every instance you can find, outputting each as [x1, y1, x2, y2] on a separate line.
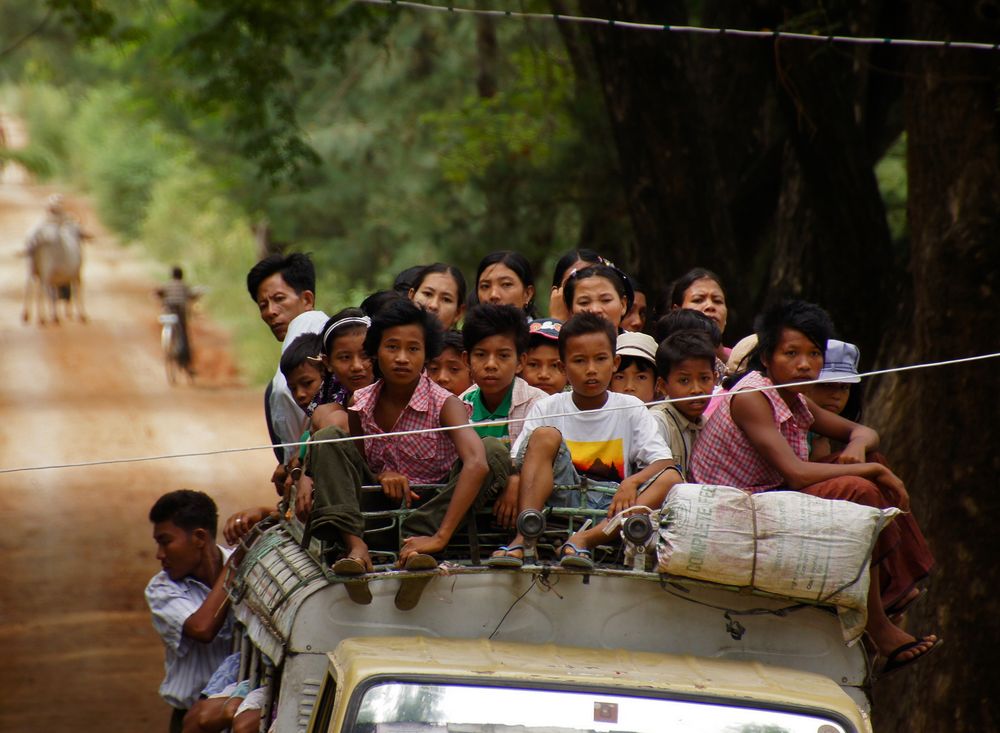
[0, 350, 996, 475]
[358, 0, 1000, 52]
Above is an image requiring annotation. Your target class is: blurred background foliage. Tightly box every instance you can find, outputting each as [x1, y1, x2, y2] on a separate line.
[1, 0, 906, 384]
[0, 0, 636, 382]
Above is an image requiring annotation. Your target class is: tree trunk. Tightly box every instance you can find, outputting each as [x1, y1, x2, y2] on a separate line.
[767, 32, 895, 361]
[868, 4, 1000, 731]
[565, 3, 1000, 729]
[474, 1, 497, 99]
[579, 0, 741, 319]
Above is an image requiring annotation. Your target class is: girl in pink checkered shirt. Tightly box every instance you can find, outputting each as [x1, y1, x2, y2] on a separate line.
[302, 298, 510, 589]
[690, 300, 939, 677]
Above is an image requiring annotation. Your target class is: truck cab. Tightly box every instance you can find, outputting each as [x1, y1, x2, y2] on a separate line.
[311, 636, 867, 733]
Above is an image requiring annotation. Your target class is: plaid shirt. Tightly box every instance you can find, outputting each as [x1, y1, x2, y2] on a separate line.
[689, 371, 813, 492]
[350, 373, 469, 484]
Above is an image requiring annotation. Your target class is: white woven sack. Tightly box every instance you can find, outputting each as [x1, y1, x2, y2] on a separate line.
[657, 483, 900, 641]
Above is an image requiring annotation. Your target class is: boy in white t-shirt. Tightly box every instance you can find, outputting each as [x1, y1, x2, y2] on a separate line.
[486, 313, 681, 569]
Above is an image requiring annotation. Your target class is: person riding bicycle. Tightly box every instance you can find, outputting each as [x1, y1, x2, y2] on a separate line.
[156, 266, 201, 380]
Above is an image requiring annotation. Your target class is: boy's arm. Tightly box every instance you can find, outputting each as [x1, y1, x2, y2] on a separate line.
[805, 395, 879, 464]
[182, 550, 243, 644]
[608, 404, 678, 515]
[610, 459, 676, 516]
[493, 474, 520, 528]
[731, 391, 908, 509]
[399, 396, 488, 561]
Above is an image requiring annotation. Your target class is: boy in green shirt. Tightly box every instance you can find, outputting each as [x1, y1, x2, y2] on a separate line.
[460, 304, 548, 445]
[461, 304, 548, 528]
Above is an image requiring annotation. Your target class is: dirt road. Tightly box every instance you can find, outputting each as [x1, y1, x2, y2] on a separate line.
[0, 114, 277, 731]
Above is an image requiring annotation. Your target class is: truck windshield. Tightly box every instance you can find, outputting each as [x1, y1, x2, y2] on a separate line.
[350, 681, 850, 733]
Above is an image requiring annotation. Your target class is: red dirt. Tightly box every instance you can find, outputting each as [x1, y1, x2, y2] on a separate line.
[0, 118, 277, 731]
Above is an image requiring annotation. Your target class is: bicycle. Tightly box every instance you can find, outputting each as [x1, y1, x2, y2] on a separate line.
[158, 312, 184, 385]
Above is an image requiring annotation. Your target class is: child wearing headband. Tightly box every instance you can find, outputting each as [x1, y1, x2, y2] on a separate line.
[309, 308, 375, 431]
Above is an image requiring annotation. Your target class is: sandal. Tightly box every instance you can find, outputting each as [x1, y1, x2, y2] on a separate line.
[332, 557, 372, 605]
[878, 636, 943, 678]
[394, 553, 438, 611]
[484, 544, 525, 568]
[558, 541, 594, 570]
[332, 556, 367, 576]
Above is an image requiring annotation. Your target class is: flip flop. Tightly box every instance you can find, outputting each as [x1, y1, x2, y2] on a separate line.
[558, 541, 594, 571]
[402, 553, 438, 572]
[332, 556, 367, 576]
[394, 553, 439, 611]
[484, 544, 525, 569]
[878, 636, 943, 678]
[332, 557, 373, 605]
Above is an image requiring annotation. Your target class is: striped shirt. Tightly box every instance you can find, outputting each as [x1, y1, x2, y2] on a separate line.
[350, 373, 469, 484]
[144, 546, 235, 710]
[689, 371, 813, 492]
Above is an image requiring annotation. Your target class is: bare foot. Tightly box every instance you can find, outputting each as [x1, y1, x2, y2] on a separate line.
[886, 587, 924, 622]
[342, 536, 373, 572]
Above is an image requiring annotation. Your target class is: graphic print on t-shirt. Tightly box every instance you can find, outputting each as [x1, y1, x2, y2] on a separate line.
[565, 438, 625, 482]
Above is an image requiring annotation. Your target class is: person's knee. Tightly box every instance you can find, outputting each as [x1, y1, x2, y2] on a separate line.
[526, 427, 562, 456]
[182, 698, 230, 733]
[839, 477, 886, 507]
[231, 708, 263, 733]
[482, 436, 508, 462]
[311, 425, 350, 443]
[805, 476, 886, 508]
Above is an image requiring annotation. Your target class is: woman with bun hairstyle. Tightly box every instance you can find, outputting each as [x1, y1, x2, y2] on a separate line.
[547, 249, 606, 321]
[668, 267, 730, 359]
[408, 263, 467, 331]
[473, 251, 536, 317]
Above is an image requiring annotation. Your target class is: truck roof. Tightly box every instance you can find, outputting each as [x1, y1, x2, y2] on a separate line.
[328, 636, 869, 730]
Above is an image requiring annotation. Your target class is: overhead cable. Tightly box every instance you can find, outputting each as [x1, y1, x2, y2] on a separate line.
[358, 0, 1000, 52]
[0, 350, 996, 475]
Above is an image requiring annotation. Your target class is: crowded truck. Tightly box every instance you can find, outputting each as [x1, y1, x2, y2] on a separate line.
[223, 483, 882, 733]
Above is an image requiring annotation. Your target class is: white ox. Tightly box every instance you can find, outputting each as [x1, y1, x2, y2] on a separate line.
[21, 216, 87, 325]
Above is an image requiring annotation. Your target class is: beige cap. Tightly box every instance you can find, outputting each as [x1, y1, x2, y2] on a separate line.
[616, 331, 657, 366]
[726, 333, 758, 375]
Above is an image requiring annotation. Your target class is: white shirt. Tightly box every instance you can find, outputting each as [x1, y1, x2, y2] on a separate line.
[144, 546, 235, 710]
[512, 391, 671, 481]
[269, 310, 328, 462]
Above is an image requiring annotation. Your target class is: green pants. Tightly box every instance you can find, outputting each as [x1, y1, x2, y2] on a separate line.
[306, 427, 511, 546]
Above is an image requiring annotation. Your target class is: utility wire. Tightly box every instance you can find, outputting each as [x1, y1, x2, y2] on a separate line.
[359, 0, 1000, 52]
[0, 350, 996, 476]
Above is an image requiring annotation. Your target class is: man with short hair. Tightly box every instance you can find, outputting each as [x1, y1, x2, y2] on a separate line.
[246, 253, 328, 467]
[145, 490, 240, 733]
